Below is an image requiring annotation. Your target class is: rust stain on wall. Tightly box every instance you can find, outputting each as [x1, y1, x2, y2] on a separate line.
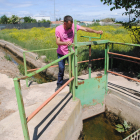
[78, 81, 84, 85]
[95, 75, 102, 83]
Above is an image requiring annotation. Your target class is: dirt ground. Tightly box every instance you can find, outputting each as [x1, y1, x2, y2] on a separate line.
[0, 48, 21, 121]
[0, 48, 21, 78]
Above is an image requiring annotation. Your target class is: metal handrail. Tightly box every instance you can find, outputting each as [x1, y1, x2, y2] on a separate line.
[81, 34, 102, 40]
[108, 52, 140, 60]
[109, 41, 140, 47]
[20, 51, 74, 81]
[13, 50, 75, 140]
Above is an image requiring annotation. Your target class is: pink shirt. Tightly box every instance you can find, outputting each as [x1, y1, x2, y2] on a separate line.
[55, 23, 81, 55]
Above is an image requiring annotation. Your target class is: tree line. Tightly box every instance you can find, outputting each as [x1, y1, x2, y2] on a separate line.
[0, 15, 51, 24]
[92, 18, 115, 22]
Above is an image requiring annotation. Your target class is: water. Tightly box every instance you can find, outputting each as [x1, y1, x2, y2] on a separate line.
[83, 113, 129, 140]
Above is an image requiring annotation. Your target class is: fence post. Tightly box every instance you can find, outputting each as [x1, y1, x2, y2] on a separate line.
[23, 52, 28, 87]
[69, 49, 72, 92]
[104, 43, 109, 93]
[74, 20, 78, 86]
[111, 43, 113, 70]
[13, 78, 30, 140]
[71, 47, 76, 100]
[89, 45, 92, 78]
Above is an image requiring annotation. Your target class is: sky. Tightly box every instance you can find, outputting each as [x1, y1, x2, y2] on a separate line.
[0, 0, 132, 22]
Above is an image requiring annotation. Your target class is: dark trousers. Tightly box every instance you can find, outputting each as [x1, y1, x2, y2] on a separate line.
[57, 53, 68, 86]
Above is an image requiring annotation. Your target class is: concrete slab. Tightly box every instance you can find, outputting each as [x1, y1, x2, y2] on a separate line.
[0, 91, 82, 140]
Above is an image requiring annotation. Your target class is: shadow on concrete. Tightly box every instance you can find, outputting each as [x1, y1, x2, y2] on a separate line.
[32, 92, 72, 140]
[108, 82, 140, 100]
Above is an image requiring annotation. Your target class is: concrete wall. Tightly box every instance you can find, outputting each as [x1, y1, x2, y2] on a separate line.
[105, 90, 140, 129]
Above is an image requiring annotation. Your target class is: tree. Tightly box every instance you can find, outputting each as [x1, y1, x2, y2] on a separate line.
[96, 19, 100, 22]
[32, 19, 37, 23]
[111, 18, 115, 22]
[101, 0, 140, 22]
[1, 15, 8, 24]
[101, 0, 140, 56]
[56, 18, 58, 21]
[92, 19, 95, 22]
[8, 15, 19, 24]
[101, 18, 115, 22]
[23, 16, 32, 23]
[46, 20, 51, 24]
[59, 18, 61, 21]
[40, 19, 47, 23]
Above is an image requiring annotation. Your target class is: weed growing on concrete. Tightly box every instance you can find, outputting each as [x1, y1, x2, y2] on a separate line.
[18, 64, 25, 75]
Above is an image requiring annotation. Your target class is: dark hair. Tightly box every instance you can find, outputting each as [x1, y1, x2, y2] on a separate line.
[64, 15, 73, 23]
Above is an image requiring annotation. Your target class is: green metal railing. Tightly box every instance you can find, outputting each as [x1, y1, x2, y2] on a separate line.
[81, 34, 102, 79]
[14, 19, 110, 140]
[107, 41, 140, 83]
[23, 48, 57, 87]
[13, 51, 75, 140]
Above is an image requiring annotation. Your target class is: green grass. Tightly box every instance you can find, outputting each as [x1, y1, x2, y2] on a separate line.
[18, 64, 25, 75]
[4, 54, 12, 61]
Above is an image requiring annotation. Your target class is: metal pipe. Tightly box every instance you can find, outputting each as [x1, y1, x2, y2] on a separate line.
[111, 43, 113, 70]
[113, 57, 140, 65]
[23, 48, 57, 53]
[26, 77, 74, 123]
[89, 45, 91, 78]
[71, 51, 76, 100]
[13, 78, 30, 140]
[109, 41, 140, 47]
[69, 52, 72, 92]
[108, 52, 140, 60]
[27, 58, 106, 72]
[27, 64, 69, 72]
[107, 70, 140, 83]
[104, 44, 107, 75]
[105, 44, 109, 93]
[78, 58, 105, 63]
[74, 20, 78, 86]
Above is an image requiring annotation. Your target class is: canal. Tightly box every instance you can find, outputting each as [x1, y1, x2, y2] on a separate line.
[0, 46, 56, 84]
